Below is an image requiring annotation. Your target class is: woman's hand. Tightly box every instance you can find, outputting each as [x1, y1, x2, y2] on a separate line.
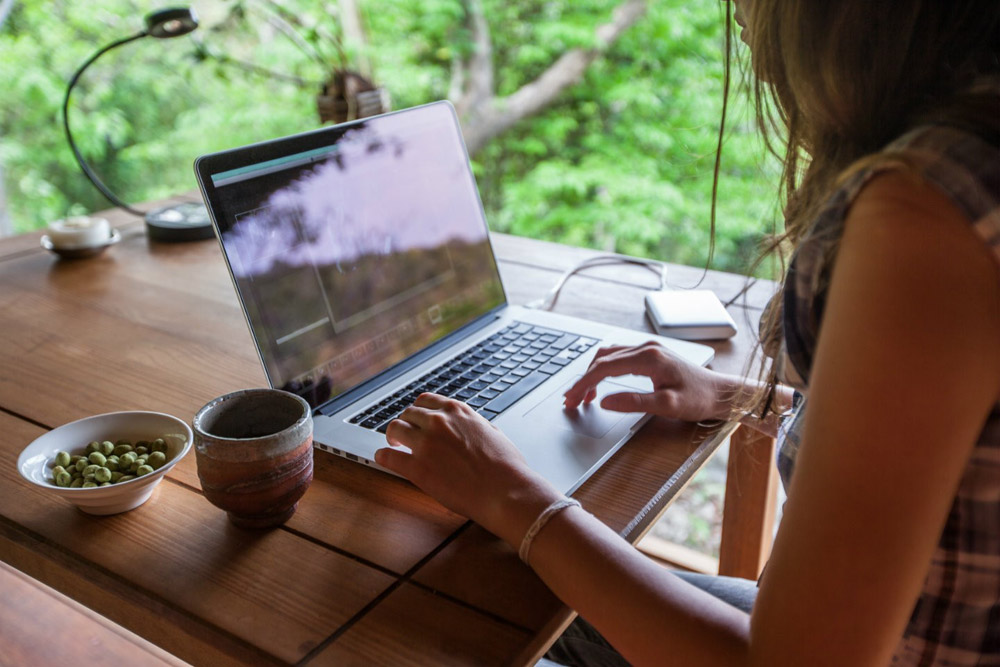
[563, 342, 739, 423]
[375, 393, 562, 547]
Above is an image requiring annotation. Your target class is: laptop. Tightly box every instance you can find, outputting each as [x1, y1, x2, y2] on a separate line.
[194, 101, 714, 494]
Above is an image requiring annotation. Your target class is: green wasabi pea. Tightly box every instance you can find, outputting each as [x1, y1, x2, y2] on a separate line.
[49, 435, 172, 490]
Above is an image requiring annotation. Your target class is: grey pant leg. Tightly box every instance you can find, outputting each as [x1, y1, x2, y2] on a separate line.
[672, 570, 758, 614]
[543, 571, 757, 666]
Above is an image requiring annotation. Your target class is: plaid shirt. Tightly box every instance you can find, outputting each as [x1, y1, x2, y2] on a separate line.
[772, 122, 1000, 665]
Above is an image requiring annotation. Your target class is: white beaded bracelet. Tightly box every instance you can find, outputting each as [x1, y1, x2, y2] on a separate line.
[518, 497, 581, 563]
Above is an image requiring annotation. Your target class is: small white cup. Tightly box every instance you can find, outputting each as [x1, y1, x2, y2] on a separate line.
[47, 216, 111, 249]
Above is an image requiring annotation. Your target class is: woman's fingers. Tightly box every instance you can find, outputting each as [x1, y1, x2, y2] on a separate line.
[412, 392, 452, 410]
[563, 344, 664, 408]
[590, 344, 628, 362]
[396, 392, 458, 430]
[374, 445, 414, 476]
[384, 415, 422, 448]
[600, 390, 663, 414]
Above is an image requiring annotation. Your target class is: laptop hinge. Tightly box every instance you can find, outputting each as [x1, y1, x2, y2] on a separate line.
[317, 305, 506, 417]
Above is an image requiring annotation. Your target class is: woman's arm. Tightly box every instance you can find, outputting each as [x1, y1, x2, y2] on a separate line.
[378, 170, 1000, 665]
[745, 171, 1000, 663]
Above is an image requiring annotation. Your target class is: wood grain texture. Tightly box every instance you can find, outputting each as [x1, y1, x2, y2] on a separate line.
[0, 209, 775, 664]
[0, 560, 189, 667]
[718, 426, 779, 580]
[0, 413, 394, 665]
[308, 583, 530, 667]
[490, 233, 777, 307]
[281, 449, 466, 574]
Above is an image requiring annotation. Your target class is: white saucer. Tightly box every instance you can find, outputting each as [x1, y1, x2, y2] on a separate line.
[41, 229, 122, 259]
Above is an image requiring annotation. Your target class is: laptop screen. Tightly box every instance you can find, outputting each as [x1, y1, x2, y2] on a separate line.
[203, 103, 505, 407]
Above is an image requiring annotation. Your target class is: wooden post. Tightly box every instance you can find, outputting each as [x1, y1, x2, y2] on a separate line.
[718, 425, 779, 580]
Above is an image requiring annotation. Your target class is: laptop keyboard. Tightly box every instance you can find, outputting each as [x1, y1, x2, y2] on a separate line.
[348, 322, 599, 432]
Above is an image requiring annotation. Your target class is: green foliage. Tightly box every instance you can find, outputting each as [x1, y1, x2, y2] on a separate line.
[0, 0, 781, 275]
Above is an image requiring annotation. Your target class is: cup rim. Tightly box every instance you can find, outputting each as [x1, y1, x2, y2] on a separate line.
[193, 388, 312, 443]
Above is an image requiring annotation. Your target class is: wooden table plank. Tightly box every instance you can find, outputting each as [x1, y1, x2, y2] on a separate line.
[0, 413, 395, 665]
[0, 192, 203, 262]
[308, 583, 530, 666]
[280, 450, 467, 574]
[0, 212, 777, 664]
[491, 233, 777, 307]
[0, 559, 189, 666]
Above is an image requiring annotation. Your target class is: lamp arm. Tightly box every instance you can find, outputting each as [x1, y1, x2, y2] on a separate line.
[62, 31, 149, 217]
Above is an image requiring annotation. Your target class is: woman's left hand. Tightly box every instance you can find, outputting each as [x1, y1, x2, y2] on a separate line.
[375, 393, 562, 546]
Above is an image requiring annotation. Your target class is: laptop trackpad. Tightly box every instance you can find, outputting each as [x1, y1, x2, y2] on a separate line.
[524, 376, 637, 439]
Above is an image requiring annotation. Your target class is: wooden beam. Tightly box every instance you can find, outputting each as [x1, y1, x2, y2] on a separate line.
[637, 534, 719, 574]
[718, 426, 779, 580]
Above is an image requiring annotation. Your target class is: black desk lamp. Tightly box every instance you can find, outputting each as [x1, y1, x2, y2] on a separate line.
[62, 7, 214, 242]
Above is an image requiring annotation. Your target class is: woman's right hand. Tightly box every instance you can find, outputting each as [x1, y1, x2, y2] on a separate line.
[563, 341, 740, 423]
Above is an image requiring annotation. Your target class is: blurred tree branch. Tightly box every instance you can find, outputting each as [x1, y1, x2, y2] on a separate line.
[451, 0, 648, 155]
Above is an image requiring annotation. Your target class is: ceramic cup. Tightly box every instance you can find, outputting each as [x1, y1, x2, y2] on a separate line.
[193, 388, 313, 528]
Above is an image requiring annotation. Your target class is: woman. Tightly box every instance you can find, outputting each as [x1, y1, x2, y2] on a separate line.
[376, 1, 1000, 664]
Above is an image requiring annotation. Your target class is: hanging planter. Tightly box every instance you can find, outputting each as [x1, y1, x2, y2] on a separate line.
[316, 68, 391, 124]
[195, 1, 392, 126]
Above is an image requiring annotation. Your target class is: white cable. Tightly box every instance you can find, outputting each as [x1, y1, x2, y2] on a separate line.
[524, 254, 669, 311]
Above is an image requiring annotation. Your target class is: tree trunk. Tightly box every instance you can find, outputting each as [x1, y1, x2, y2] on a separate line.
[339, 0, 372, 76]
[452, 0, 648, 156]
[0, 162, 11, 237]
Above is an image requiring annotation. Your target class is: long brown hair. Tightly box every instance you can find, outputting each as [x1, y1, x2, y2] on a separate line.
[718, 0, 1000, 416]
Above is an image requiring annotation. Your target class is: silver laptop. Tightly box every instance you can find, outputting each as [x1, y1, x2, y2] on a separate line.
[195, 101, 714, 494]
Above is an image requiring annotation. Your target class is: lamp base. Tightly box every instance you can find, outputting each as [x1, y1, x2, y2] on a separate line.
[144, 202, 215, 242]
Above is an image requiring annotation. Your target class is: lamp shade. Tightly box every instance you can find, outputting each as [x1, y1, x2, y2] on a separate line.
[146, 8, 199, 39]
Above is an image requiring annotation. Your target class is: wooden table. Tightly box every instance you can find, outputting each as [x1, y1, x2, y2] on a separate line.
[0, 198, 776, 666]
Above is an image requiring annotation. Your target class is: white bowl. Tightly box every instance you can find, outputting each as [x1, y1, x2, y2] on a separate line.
[17, 411, 193, 515]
